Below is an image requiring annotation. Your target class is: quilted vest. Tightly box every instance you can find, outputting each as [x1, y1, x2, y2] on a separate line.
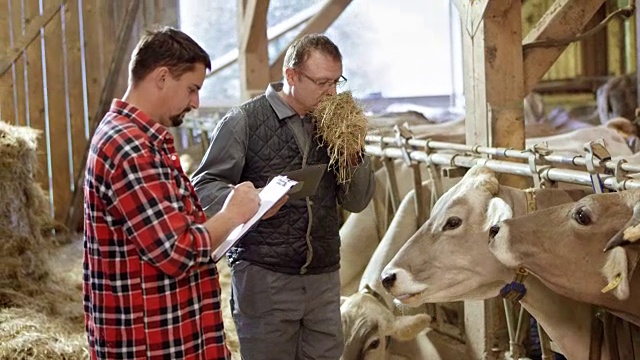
[227, 95, 341, 275]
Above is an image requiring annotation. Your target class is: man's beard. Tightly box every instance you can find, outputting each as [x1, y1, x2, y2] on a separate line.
[169, 108, 190, 127]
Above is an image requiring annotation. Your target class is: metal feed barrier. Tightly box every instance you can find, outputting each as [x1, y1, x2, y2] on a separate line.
[364, 126, 640, 360]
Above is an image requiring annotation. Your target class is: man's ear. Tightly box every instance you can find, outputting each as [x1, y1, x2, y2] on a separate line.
[284, 68, 296, 86]
[152, 66, 169, 89]
[483, 197, 513, 231]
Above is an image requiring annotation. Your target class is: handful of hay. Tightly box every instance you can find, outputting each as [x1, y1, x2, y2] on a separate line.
[312, 91, 368, 184]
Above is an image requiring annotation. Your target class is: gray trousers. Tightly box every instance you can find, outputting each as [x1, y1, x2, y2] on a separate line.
[230, 261, 343, 360]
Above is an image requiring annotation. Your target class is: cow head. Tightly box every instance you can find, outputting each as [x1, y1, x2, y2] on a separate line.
[489, 191, 640, 302]
[340, 285, 431, 360]
[379, 166, 516, 304]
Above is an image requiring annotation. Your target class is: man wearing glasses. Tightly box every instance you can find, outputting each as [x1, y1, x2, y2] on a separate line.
[191, 34, 375, 359]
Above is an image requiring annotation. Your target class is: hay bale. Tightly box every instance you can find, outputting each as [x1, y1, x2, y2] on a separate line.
[0, 307, 87, 360]
[312, 92, 368, 184]
[0, 121, 52, 289]
[0, 237, 87, 359]
[0, 121, 86, 358]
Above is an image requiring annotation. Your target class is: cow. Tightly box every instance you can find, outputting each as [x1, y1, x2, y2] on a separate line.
[341, 180, 465, 360]
[378, 166, 613, 359]
[339, 160, 433, 295]
[488, 190, 640, 327]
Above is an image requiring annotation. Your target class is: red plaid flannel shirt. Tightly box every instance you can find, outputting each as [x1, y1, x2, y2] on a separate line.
[83, 99, 230, 359]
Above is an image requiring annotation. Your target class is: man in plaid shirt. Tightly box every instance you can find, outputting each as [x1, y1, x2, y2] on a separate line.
[83, 27, 262, 359]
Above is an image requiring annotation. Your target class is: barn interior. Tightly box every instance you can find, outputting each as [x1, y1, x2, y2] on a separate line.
[1, 0, 640, 359]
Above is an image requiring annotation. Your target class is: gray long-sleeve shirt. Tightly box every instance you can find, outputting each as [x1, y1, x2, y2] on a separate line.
[191, 82, 375, 218]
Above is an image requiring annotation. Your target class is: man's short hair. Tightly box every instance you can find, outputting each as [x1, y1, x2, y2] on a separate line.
[282, 34, 342, 76]
[129, 26, 211, 84]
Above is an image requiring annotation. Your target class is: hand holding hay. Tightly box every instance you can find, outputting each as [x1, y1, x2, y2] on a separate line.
[312, 92, 368, 184]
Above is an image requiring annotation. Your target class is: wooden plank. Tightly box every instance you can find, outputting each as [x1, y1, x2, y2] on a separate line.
[238, 0, 270, 100]
[11, 0, 27, 126]
[64, 0, 88, 189]
[268, 0, 352, 82]
[44, 0, 72, 222]
[24, 0, 50, 194]
[82, 0, 104, 139]
[581, 4, 608, 77]
[67, 0, 142, 229]
[522, 0, 606, 93]
[0, 2, 66, 77]
[0, 0, 15, 122]
[113, 1, 142, 98]
[100, 0, 116, 82]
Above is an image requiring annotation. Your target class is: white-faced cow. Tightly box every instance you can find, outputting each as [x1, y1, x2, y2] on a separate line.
[379, 166, 617, 359]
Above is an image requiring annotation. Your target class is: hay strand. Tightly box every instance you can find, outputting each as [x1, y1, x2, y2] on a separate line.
[311, 92, 368, 184]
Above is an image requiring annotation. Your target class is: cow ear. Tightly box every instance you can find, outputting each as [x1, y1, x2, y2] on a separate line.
[601, 247, 631, 300]
[389, 314, 431, 341]
[483, 197, 513, 232]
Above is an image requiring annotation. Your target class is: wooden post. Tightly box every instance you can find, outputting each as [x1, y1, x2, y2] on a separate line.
[237, 0, 270, 100]
[456, 0, 524, 358]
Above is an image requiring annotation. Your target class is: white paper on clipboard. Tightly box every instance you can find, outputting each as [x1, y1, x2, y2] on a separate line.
[211, 175, 298, 262]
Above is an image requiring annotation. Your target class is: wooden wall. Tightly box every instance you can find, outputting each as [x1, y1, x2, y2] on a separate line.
[0, 0, 178, 225]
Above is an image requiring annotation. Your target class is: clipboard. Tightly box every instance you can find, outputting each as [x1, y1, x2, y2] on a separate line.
[211, 176, 298, 262]
[280, 164, 327, 200]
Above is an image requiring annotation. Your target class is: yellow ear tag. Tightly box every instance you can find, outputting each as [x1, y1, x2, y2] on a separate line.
[601, 274, 622, 293]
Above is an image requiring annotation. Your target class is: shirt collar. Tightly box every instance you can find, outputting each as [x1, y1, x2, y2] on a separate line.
[265, 82, 300, 121]
[109, 99, 174, 146]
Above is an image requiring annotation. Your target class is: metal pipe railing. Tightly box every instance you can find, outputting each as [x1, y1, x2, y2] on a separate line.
[365, 135, 640, 175]
[364, 144, 640, 191]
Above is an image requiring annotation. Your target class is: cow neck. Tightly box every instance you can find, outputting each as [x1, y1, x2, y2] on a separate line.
[607, 257, 640, 327]
[497, 187, 535, 302]
[518, 275, 597, 360]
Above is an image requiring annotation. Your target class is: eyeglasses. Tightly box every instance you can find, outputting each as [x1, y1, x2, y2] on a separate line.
[297, 70, 347, 88]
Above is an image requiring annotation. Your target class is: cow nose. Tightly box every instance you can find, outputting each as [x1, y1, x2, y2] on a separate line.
[381, 272, 396, 290]
[489, 224, 500, 241]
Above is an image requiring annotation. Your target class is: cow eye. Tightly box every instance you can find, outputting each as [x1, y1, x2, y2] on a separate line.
[366, 338, 380, 351]
[443, 216, 462, 231]
[573, 208, 591, 225]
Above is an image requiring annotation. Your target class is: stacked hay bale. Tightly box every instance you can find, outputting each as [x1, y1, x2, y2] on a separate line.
[0, 121, 87, 359]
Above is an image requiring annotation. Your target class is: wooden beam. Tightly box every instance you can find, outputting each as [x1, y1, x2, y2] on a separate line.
[458, 1, 525, 358]
[522, 0, 607, 94]
[0, 1, 67, 77]
[268, 0, 352, 82]
[238, 0, 270, 100]
[67, 0, 142, 230]
[205, 2, 322, 79]
[580, 4, 608, 77]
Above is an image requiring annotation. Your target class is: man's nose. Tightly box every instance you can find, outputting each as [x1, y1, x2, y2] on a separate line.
[190, 94, 200, 109]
